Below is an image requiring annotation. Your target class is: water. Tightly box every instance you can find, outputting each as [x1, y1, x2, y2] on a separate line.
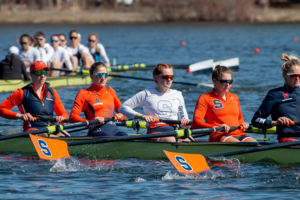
[1, 23, 300, 198]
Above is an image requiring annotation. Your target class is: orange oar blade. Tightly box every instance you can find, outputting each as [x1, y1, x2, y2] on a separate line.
[30, 134, 70, 160]
[163, 150, 210, 174]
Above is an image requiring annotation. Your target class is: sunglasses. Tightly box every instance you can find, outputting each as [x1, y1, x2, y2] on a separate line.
[286, 73, 300, 79]
[60, 39, 65, 42]
[20, 42, 28, 45]
[70, 36, 77, 40]
[38, 37, 45, 41]
[89, 39, 96, 43]
[217, 79, 233, 84]
[51, 40, 59, 43]
[94, 73, 108, 78]
[159, 75, 174, 80]
[32, 69, 48, 76]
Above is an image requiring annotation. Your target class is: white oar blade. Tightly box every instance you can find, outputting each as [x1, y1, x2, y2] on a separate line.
[213, 57, 239, 71]
[189, 59, 214, 73]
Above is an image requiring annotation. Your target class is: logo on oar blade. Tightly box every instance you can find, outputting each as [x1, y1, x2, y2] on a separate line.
[175, 156, 193, 171]
[38, 139, 52, 157]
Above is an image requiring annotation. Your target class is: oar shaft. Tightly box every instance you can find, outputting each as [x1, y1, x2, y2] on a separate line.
[67, 126, 241, 146]
[0, 118, 116, 141]
[108, 74, 198, 86]
[33, 117, 69, 123]
[154, 119, 192, 125]
[205, 140, 300, 159]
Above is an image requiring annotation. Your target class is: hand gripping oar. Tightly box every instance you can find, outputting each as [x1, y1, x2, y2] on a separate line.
[33, 117, 69, 123]
[30, 126, 242, 160]
[0, 118, 116, 141]
[115, 119, 192, 130]
[164, 137, 300, 174]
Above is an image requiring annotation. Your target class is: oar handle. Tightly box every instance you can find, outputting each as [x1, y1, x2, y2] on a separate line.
[33, 117, 69, 123]
[215, 126, 242, 132]
[290, 121, 300, 126]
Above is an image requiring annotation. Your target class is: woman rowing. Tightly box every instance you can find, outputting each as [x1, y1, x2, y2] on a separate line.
[119, 63, 191, 142]
[69, 62, 127, 137]
[252, 54, 300, 143]
[86, 33, 110, 67]
[192, 65, 256, 143]
[0, 61, 68, 137]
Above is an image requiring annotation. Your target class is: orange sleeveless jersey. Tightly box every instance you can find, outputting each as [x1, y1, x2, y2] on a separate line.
[192, 89, 246, 139]
[0, 84, 68, 131]
[69, 84, 126, 122]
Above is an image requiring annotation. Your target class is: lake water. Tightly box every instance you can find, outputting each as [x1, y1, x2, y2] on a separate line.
[1, 23, 300, 199]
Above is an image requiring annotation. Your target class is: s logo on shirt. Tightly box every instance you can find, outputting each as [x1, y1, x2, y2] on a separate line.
[212, 99, 223, 109]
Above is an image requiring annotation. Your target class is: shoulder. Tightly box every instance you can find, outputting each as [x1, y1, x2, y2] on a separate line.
[97, 43, 105, 48]
[44, 43, 52, 48]
[170, 89, 182, 96]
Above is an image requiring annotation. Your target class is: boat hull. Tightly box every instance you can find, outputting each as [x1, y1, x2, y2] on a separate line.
[0, 74, 116, 93]
[0, 137, 299, 166]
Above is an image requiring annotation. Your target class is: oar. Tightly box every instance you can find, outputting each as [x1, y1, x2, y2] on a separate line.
[116, 119, 192, 130]
[50, 67, 142, 74]
[111, 63, 205, 70]
[164, 138, 300, 174]
[191, 58, 239, 75]
[108, 74, 214, 88]
[30, 126, 242, 160]
[189, 59, 214, 73]
[0, 118, 115, 141]
[33, 117, 69, 123]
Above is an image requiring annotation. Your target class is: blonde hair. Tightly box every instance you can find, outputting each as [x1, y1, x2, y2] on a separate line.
[212, 65, 232, 80]
[281, 53, 300, 74]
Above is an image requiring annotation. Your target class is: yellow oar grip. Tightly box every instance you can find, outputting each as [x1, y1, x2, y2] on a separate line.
[125, 121, 147, 129]
[47, 125, 64, 135]
[107, 68, 112, 73]
[251, 126, 276, 134]
[175, 129, 191, 138]
[75, 69, 90, 75]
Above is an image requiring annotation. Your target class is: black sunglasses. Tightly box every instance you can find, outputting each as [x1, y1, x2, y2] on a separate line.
[70, 36, 77, 40]
[217, 79, 233, 84]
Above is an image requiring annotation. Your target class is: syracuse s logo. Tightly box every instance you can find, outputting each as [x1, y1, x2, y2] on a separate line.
[175, 156, 193, 171]
[38, 139, 52, 157]
[283, 93, 289, 99]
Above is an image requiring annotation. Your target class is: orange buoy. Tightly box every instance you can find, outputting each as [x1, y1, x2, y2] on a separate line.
[293, 37, 298, 42]
[181, 41, 186, 46]
[254, 48, 260, 53]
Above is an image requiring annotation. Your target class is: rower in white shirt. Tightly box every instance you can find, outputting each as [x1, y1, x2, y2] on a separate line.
[66, 30, 94, 70]
[35, 31, 54, 65]
[58, 33, 68, 49]
[19, 34, 41, 71]
[86, 33, 110, 67]
[49, 34, 74, 77]
[28, 34, 46, 63]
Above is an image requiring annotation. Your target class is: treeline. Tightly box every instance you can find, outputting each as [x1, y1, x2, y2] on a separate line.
[1, 0, 299, 22]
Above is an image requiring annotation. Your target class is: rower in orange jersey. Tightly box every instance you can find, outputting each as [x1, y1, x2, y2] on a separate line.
[0, 61, 69, 137]
[69, 62, 127, 136]
[192, 65, 257, 143]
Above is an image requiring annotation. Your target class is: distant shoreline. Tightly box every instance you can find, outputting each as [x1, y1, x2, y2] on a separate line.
[1, 8, 300, 24]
